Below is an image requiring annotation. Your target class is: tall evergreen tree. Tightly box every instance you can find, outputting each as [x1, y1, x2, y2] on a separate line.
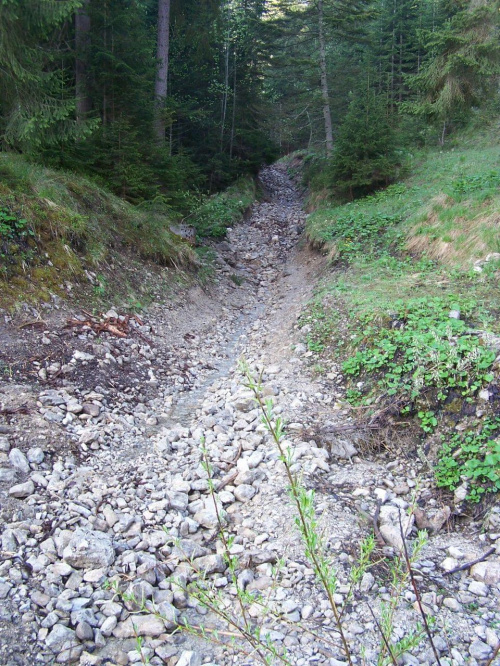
[0, 0, 92, 149]
[406, 0, 500, 139]
[331, 88, 398, 198]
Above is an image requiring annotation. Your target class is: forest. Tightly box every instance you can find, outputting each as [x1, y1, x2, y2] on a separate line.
[1, 0, 498, 208]
[1, 3, 500, 666]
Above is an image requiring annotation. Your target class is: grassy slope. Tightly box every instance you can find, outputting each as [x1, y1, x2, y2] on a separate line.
[0, 154, 200, 309]
[301, 125, 500, 504]
[189, 176, 256, 239]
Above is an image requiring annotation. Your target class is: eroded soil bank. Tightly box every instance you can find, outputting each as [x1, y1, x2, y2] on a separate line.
[0, 165, 499, 666]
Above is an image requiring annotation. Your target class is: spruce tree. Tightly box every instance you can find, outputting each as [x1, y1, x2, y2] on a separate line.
[405, 0, 500, 139]
[330, 89, 398, 199]
[0, 0, 93, 150]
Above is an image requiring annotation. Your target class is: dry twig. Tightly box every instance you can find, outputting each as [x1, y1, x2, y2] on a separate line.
[443, 547, 495, 576]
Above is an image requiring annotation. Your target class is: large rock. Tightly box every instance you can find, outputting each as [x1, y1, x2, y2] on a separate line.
[9, 448, 30, 474]
[379, 506, 414, 551]
[414, 506, 451, 533]
[471, 560, 500, 585]
[63, 529, 115, 569]
[0, 468, 17, 483]
[234, 485, 256, 502]
[9, 480, 35, 498]
[46, 624, 79, 652]
[112, 614, 168, 638]
[192, 554, 226, 574]
[193, 509, 227, 529]
[177, 652, 202, 666]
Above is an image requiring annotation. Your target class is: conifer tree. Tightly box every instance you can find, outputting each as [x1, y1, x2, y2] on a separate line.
[406, 0, 500, 140]
[331, 88, 398, 199]
[0, 0, 93, 149]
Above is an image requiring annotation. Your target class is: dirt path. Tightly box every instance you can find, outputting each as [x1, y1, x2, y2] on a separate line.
[0, 165, 499, 666]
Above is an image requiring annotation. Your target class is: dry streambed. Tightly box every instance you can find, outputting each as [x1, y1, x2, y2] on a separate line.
[0, 165, 499, 666]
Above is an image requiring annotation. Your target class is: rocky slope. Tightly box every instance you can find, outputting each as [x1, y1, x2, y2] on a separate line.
[0, 165, 499, 666]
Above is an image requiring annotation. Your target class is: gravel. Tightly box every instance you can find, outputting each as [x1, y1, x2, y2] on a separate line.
[0, 164, 499, 666]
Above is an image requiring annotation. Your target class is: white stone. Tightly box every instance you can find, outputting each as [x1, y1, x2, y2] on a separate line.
[9, 480, 35, 498]
[9, 448, 30, 474]
[440, 557, 458, 572]
[63, 529, 115, 569]
[471, 560, 500, 585]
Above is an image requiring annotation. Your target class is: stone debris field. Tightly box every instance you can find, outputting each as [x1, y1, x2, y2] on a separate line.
[0, 165, 499, 666]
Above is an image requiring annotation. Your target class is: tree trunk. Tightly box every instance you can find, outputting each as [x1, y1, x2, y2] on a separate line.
[229, 50, 237, 161]
[220, 38, 230, 152]
[75, 0, 91, 122]
[155, 0, 171, 143]
[318, 0, 334, 157]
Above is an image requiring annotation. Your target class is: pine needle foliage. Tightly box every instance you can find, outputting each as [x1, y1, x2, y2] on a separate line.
[405, 0, 500, 123]
[330, 89, 400, 199]
[0, 0, 95, 149]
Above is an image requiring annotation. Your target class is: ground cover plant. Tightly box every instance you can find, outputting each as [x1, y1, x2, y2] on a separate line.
[301, 124, 500, 505]
[188, 177, 256, 239]
[0, 153, 197, 308]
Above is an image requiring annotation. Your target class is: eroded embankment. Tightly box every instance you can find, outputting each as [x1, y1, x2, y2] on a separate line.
[0, 164, 499, 666]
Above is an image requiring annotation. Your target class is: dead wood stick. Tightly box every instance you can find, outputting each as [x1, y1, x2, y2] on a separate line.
[18, 320, 47, 329]
[485, 642, 500, 666]
[216, 470, 238, 492]
[443, 547, 495, 576]
[322, 423, 381, 434]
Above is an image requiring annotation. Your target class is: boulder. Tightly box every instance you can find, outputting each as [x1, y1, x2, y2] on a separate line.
[63, 529, 115, 569]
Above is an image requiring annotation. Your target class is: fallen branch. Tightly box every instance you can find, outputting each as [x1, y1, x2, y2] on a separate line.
[0, 404, 31, 415]
[443, 547, 495, 576]
[18, 320, 48, 330]
[216, 470, 238, 492]
[64, 312, 153, 344]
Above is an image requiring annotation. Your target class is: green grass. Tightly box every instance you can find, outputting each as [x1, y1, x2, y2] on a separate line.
[301, 123, 500, 504]
[0, 153, 196, 307]
[306, 137, 500, 266]
[189, 176, 256, 239]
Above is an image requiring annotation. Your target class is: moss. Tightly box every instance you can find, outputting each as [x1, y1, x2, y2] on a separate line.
[444, 397, 463, 415]
[0, 152, 199, 308]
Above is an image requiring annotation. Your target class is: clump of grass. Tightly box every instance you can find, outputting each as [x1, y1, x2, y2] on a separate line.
[188, 176, 255, 239]
[0, 152, 196, 307]
[307, 137, 500, 268]
[301, 126, 500, 505]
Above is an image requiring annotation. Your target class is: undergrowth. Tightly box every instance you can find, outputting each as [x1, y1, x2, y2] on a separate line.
[188, 176, 256, 239]
[306, 134, 500, 265]
[302, 124, 500, 505]
[0, 153, 196, 307]
[435, 417, 500, 503]
[342, 296, 495, 405]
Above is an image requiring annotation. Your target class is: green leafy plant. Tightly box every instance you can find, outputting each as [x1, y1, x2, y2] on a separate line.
[189, 177, 255, 239]
[93, 274, 107, 298]
[312, 207, 402, 261]
[435, 417, 500, 502]
[449, 171, 500, 200]
[0, 205, 36, 269]
[341, 296, 495, 432]
[418, 410, 438, 434]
